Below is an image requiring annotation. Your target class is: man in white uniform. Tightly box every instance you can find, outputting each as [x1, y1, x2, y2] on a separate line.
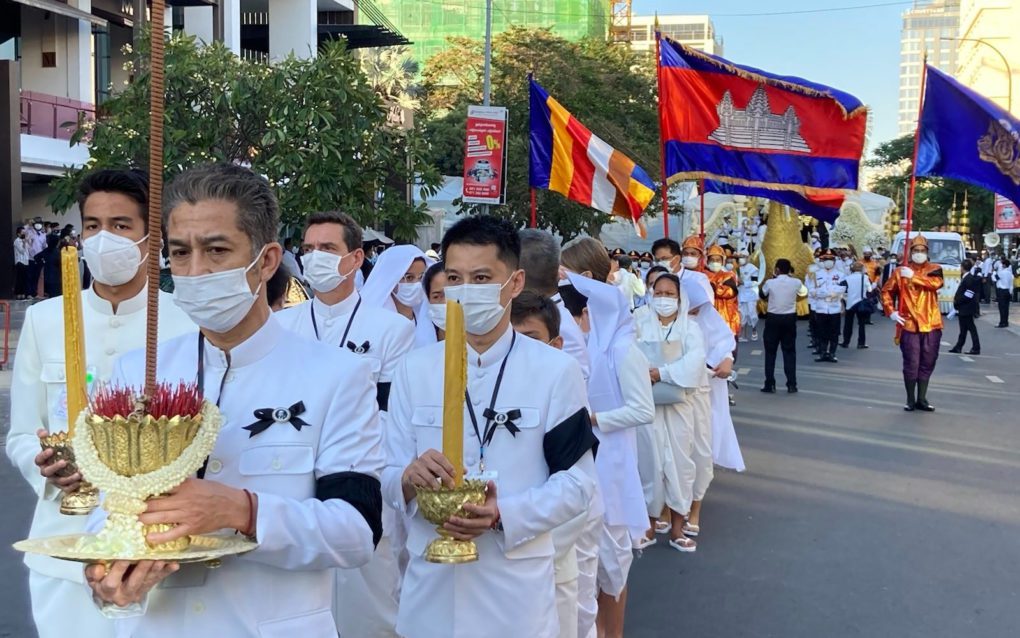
[7, 169, 194, 638]
[276, 210, 414, 637]
[85, 163, 385, 636]
[737, 252, 759, 342]
[386, 215, 598, 638]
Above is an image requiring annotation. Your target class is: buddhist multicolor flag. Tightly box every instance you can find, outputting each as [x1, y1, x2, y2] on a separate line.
[658, 36, 867, 194]
[529, 78, 656, 235]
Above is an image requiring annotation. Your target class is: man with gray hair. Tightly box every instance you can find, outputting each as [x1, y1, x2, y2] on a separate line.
[519, 228, 589, 381]
[85, 163, 385, 636]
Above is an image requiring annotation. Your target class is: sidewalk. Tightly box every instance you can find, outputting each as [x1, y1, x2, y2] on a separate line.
[0, 299, 30, 446]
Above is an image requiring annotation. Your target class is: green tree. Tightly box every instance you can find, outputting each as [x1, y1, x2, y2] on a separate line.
[420, 27, 661, 239]
[867, 135, 993, 238]
[49, 32, 439, 241]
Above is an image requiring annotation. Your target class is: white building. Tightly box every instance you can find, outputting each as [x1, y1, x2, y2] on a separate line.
[955, 0, 1019, 117]
[898, 0, 960, 135]
[625, 15, 723, 56]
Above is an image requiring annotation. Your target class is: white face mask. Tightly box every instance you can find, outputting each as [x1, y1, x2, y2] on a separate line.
[911, 252, 928, 265]
[656, 259, 673, 270]
[707, 262, 722, 273]
[394, 281, 426, 307]
[822, 260, 835, 270]
[652, 297, 679, 318]
[681, 256, 700, 269]
[303, 250, 354, 293]
[428, 302, 447, 331]
[738, 258, 748, 265]
[172, 247, 266, 333]
[82, 230, 148, 286]
[725, 263, 734, 271]
[443, 274, 515, 336]
[34, 223, 42, 230]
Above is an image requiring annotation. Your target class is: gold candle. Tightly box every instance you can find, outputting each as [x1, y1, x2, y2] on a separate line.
[442, 300, 466, 487]
[61, 246, 87, 437]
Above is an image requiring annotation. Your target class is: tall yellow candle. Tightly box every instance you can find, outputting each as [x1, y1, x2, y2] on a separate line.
[442, 300, 466, 487]
[61, 246, 87, 437]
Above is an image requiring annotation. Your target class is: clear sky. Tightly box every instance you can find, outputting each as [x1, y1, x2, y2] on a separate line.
[633, 0, 911, 154]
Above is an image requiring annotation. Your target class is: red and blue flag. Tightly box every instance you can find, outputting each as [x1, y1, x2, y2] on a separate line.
[702, 180, 845, 224]
[658, 36, 868, 194]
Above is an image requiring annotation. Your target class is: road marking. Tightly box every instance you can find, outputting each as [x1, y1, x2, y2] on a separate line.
[940, 341, 951, 346]
[737, 367, 751, 376]
[751, 349, 762, 356]
[987, 375, 1004, 383]
[960, 356, 974, 362]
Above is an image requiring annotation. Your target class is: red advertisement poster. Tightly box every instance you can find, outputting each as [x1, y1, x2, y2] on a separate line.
[462, 106, 508, 205]
[994, 195, 1020, 234]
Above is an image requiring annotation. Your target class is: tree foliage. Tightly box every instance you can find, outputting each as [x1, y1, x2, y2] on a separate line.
[867, 135, 993, 238]
[49, 32, 440, 241]
[420, 27, 660, 239]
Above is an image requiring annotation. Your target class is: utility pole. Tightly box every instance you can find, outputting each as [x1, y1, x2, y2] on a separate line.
[481, 0, 492, 214]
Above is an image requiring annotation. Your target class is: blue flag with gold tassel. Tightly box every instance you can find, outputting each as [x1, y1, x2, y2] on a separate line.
[916, 65, 1020, 205]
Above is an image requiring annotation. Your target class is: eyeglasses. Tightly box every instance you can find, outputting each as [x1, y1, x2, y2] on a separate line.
[400, 272, 424, 284]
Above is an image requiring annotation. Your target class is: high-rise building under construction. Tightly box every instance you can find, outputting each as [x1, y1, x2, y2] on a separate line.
[372, 0, 609, 64]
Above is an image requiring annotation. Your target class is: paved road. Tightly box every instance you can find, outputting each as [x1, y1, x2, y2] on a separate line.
[1, 303, 1018, 637]
[626, 312, 1020, 637]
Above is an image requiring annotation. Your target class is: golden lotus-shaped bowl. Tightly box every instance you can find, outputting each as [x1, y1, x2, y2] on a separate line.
[87, 413, 203, 477]
[39, 431, 99, 516]
[414, 479, 486, 564]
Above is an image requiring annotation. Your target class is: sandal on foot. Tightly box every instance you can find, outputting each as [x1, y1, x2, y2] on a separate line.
[654, 521, 672, 535]
[682, 522, 700, 537]
[668, 536, 697, 553]
[634, 535, 657, 550]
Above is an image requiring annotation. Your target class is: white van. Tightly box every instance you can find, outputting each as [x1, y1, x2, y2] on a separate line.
[890, 231, 965, 314]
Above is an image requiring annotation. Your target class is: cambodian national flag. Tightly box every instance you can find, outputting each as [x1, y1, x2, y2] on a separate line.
[530, 78, 656, 236]
[916, 65, 1020, 206]
[702, 180, 845, 224]
[658, 36, 867, 194]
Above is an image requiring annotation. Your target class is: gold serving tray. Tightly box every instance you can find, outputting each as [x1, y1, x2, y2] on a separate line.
[13, 534, 257, 564]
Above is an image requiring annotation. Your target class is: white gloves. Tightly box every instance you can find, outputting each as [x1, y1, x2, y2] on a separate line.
[899, 267, 915, 278]
[890, 311, 906, 326]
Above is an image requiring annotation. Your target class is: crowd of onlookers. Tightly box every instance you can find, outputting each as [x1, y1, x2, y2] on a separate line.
[12, 218, 85, 300]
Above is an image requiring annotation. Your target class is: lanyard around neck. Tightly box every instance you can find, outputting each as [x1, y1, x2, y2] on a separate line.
[464, 331, 516, 466]
[310, 297, 361, 348]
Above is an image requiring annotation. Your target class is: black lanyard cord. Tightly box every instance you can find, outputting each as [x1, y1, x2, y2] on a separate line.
[464, 331, 516, 461]
[310, 297, 361, 347]
[195, 332, 229, 480]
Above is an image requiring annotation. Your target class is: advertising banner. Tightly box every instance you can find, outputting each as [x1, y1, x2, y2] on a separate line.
[994, 194, 1020, 234]
[462, 105, 508, 205]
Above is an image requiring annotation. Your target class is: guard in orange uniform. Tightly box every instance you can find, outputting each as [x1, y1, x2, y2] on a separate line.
[706, 244, 740, 335]
[881, 235, 944, 412]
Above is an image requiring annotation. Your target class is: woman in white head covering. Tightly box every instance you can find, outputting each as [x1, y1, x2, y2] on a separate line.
[361, 244, 437, 348]
[560, 237, 654, 638]
[633, 272, 706, 552]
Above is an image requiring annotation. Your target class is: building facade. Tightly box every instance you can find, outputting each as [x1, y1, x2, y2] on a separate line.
[955, 0, 1018, 117]
[625, 14, 723, 57]
[898, 0, 960, 135]
[371, 0, 608, 65]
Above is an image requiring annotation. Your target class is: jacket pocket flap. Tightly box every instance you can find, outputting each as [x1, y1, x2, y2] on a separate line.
[239, 444, 314, 476]
[40, 362, 66, 383]
[410, 406, 442, 428]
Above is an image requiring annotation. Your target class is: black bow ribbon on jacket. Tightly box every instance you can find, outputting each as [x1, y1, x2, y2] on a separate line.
[482, 408, 522, 437]
[346, 340, 370, 354]
[243, 401, 310, 438]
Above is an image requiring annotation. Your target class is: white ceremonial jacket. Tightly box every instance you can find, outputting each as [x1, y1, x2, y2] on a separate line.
[276, 292, 415, 395]
[108, 316, 384, 638]
[810, 267, 845, 314]
[385, 326, 598, 638]
[738, 263, 760, 303]
[7, 287, 194, 582]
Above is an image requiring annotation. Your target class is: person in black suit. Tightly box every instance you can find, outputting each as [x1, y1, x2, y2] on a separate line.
[949, 259, 982, 355]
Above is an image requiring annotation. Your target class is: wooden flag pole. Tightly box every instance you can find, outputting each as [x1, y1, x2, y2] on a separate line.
[530, 188, 537, 228]
[144, 0, 167, 397]
[655, 28, 670, 239]
[699, 178, 705, 240]
[895, 57, 928, 344]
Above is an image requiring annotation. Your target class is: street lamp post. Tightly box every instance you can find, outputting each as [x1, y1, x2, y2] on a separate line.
[942, 36, 1013, 113]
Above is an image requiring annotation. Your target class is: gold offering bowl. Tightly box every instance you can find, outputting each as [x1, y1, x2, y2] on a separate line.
[414, 479, 487, 564]
[86, 412, 204, 553]
[39, 431, 99, 516]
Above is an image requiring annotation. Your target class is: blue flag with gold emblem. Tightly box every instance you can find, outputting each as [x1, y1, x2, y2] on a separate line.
[916, 65, 1020, 205]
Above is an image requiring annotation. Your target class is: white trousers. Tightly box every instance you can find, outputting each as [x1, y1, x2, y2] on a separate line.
[740, 300, 759, 327]
[555, 576, 579, 638]
[333, 534, 401, 637]
[29, 571, 116, 638]
[691, 388, 714, 501]
[595, 524, 633, 599]
[639, 401, 697, 517]
[574, 512, 601, 638]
